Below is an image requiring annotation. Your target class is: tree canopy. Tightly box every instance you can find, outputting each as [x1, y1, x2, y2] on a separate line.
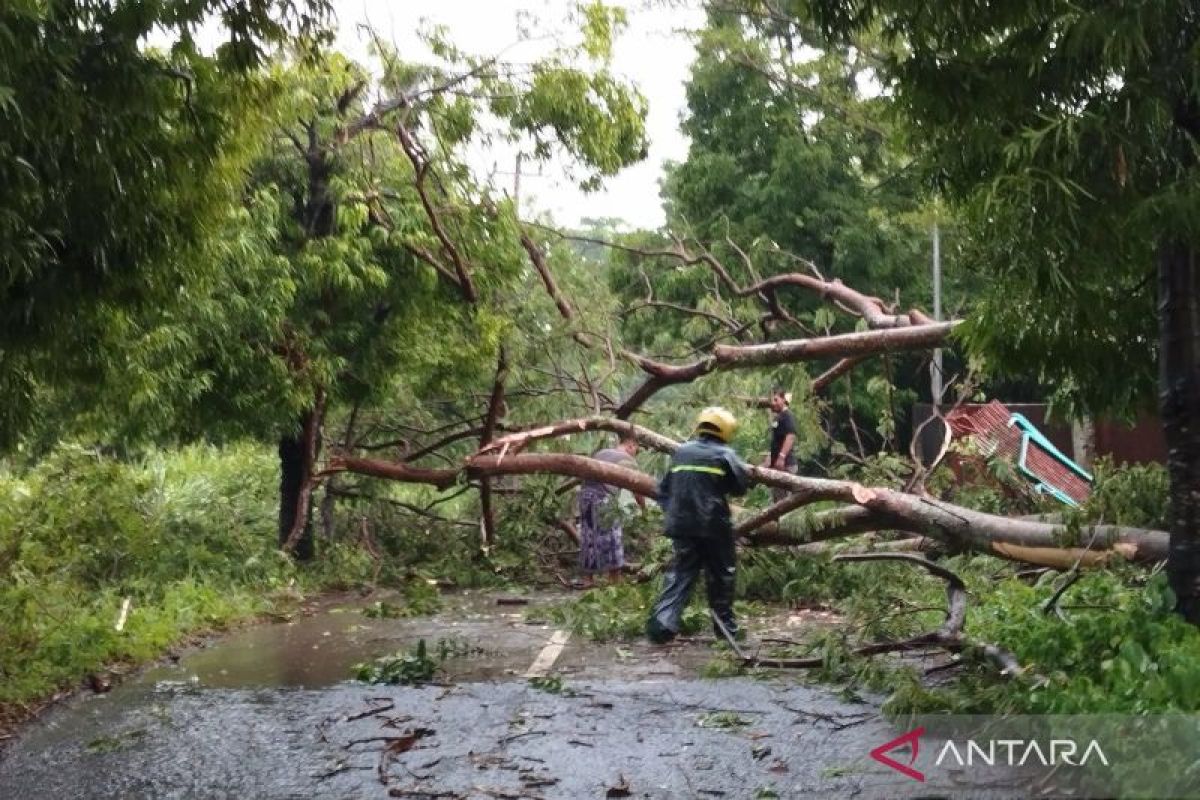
[0, 0, 332, 445]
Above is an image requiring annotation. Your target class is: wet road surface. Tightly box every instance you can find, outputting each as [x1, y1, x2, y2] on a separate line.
[0, 591, 1010, 798]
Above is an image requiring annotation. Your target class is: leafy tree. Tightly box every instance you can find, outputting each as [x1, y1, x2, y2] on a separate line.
[599, 4, 966, 461]
[44, 6, 650, 559]
[664, 5, 933, 307]
[0, 0, 331, 445]
[802, 0, 1200, 621]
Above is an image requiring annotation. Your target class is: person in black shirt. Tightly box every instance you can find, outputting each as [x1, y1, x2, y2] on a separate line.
[765, 387, 797, 502]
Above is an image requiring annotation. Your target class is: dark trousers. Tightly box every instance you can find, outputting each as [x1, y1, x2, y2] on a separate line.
[771, 463, 797, 503]
[646, 535, 737, 642]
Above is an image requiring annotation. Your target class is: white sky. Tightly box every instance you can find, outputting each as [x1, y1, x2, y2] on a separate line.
[328, 0, 705, 229]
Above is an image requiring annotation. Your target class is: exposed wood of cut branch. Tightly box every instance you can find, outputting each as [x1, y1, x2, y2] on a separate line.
[616, 323, 955, 417]
[327, 456, 459, 490]
[712, 322, 959, 367]
[479, 416, 680, 455]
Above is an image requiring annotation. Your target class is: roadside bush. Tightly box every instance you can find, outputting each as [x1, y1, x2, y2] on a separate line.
[0, 443, 368, 708]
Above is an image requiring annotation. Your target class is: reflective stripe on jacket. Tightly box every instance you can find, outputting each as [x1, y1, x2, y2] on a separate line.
[656, 435, 750, 538]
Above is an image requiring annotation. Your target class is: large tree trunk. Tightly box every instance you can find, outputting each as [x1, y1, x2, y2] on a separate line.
[278, 429, 313, 560]
[1159, 238, 1200, 623]
[279, 406, 323, 561]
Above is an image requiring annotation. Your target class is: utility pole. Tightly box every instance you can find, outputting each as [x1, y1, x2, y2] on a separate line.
[931, 222, 943, 406]
[512, 152, 523, 213]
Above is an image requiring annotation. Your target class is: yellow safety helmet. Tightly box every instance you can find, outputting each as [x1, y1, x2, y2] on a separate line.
[695, 406, 737, 443]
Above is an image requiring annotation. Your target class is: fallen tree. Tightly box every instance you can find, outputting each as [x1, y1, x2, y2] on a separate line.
[327, 417, 1169, 569]
[313, 208, 1164, 574]
[712, 554, 1024, 676]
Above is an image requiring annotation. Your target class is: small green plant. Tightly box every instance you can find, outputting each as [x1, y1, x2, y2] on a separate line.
[399, 580, 444, 616]
[528, 675, 565, 694]
[85, 729, 147, 754]
[696, 711, 750, 729]
[360, 581, 443, 619]
[699, 656, 744, 679]
[353, 639, 439, 685]
[361, 600, 404, 619]
[434, 637, 486, 660]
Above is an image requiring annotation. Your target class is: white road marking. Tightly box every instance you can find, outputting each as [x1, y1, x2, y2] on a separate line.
[524, 629, 571, 678]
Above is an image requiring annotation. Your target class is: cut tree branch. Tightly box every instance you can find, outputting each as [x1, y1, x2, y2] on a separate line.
[328, 434, 1169, 569]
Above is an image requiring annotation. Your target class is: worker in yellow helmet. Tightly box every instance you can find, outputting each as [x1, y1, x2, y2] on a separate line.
[646, 406, 750, 643]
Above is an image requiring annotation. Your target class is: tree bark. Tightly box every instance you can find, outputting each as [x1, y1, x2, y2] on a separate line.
[477, 347, 509, 550]
[1159, 238, 1200, 623]
[326, 449, 1167, 567]
[475, 455, 1169, 565]
[278, 416, 315, 560]
[1071, 416, 1096, 471]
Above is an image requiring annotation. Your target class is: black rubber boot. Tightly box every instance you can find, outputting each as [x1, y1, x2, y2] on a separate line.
[645, 616, 676, 644]
[704, 535, 738, 639]
[646, 538, 703, 641]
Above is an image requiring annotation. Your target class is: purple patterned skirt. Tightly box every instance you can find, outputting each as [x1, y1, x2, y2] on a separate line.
[578, 483, 625, 574]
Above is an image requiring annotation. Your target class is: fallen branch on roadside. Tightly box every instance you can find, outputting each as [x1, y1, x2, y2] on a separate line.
[710, 553, 1025, 678]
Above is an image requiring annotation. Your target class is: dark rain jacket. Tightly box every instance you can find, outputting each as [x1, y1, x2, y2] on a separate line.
[656, 435, 750, 539]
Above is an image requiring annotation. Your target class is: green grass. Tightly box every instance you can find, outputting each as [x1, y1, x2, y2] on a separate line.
[0, 443, 374, 715]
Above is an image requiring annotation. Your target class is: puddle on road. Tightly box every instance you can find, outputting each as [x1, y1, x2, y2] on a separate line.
[134, 589, 842, 691]
[139, 590, 573, 689]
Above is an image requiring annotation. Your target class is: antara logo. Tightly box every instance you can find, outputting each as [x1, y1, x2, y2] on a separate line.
[870, 727, 926, 782]
[870, 727, 1109, 782]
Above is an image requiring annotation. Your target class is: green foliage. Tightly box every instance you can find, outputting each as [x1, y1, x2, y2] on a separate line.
[747, 546, 1200, 716]
[728, 452, 1185, 714]
[739, 546, 867, 604]
[0, 0, 332, 445]
[544, 582, 706, 642]
[696, 710, 750, 729]
[882, 568, 1200, 716]
[361, 582, 444, 618]
[806, 0, 1200, 415]
[699, 656, 746, 679]
[0, 443, 367, 708]
[1080, 457, 1170, 530]
[528, 674, 566, 694]
[354, 638, 438, 685]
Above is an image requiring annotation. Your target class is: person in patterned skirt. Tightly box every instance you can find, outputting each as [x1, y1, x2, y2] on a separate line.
[577, 434, 644, 587]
